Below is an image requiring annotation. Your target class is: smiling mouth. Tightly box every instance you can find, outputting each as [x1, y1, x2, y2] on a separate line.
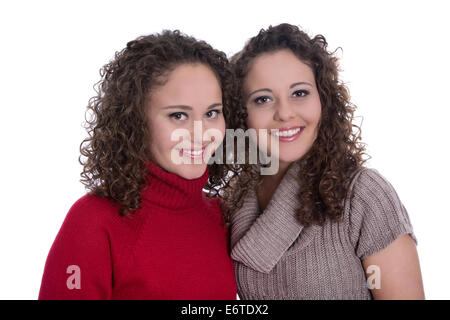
[272, 127, 301, 137]
[270, 126, 305, 138]
[177, 144, 209, 159]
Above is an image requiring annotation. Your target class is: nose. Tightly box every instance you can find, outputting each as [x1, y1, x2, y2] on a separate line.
[273, 98, 295, 122]
[188, 118, 205, 148]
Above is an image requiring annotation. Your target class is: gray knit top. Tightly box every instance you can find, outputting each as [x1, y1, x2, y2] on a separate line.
[230, 163, 417, 300]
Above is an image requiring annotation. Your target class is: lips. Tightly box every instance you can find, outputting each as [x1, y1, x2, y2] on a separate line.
[270, 126, 304, 142]
[178, 144, 209, 159]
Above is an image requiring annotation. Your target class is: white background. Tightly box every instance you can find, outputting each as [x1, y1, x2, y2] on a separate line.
[0, 0, 449, 299]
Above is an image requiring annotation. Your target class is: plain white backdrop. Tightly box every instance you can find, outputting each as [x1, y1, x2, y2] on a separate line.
[0, 0, 449, 299]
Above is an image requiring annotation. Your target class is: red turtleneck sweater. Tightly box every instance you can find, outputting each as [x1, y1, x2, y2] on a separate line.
[38, 163, 236, 299]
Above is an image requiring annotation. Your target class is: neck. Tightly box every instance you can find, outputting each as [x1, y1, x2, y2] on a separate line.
[140, 161, 209, 210]
[263, 160, 292, 183]
[257, 160, 295, 212]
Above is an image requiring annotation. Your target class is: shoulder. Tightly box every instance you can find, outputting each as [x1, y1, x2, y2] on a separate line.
[346, 168, 417, 259]
[350, 168, 398, 199]
[39, 194, 118, 299]
[61, 194, 121, 233]
[47, 194, 128, 262]
[348, 168, 407, 220]
[69, 193, 118, 217]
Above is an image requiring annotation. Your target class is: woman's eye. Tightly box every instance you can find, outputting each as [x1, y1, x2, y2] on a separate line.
[206, 110, 222, 119]
[292, 89, 309, 97]
[169, 112, 187, 120]
[253, 96, 271, 104]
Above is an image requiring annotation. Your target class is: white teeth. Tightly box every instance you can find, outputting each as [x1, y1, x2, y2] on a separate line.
[273, 127, 301, 137]
[183, 149, 203, 156]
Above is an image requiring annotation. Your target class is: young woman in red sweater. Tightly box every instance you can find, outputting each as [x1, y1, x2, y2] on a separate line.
[38, 30, 237, 299]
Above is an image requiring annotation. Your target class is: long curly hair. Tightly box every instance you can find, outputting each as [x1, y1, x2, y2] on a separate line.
[220, 23, 369, 227]
[80, 30, 236, 216]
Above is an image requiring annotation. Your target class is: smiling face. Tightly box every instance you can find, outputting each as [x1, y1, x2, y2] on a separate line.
[147, 63, 225, 180]
[244, 49, 322, 172]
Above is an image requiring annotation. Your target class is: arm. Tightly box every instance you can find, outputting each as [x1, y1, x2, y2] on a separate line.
[38, 196, 113, 299]
[347, 168, 424, 300]
[362, 234, 425, 299]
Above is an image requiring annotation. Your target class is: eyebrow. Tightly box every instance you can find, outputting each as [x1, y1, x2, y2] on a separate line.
[290, 81, 313, 88]
[162, 103, 222, 111]
[247, 81, 313, 98]
[247, 88, 272, 98]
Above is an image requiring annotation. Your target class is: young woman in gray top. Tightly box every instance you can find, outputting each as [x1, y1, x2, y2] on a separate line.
[222, 23, 424, 299]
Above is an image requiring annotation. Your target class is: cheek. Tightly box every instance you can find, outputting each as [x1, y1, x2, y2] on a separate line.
[304, 101, 322, 142]
[303, 98, 322, 126]
[245, 109, 271, 150]
[219, 120, 226, 143]
[148, 118, 177, 152]
[246, 108, 269, 129]
[204, 119, 226, 146]
[216, 118, 226, 136]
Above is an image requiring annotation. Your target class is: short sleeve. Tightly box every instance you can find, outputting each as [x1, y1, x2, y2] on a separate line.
[347, 168, 418, 260]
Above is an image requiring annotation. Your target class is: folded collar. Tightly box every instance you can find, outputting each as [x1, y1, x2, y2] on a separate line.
[230, 162, 305, 273]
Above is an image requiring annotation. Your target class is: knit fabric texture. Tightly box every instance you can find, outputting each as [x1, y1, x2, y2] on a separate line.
[39, 162, 237, 300]
[230, 163, 417, 299]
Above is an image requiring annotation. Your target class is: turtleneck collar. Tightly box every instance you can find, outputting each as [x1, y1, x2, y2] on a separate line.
[140, 161, 209, 210]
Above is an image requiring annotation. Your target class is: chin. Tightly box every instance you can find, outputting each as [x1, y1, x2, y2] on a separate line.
[277, 151, 306, 165]
[175, 164, 207, 180]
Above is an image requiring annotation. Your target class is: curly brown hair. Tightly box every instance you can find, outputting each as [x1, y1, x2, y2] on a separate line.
[220, 23, 369, 227]
[80, 30, 236, 216]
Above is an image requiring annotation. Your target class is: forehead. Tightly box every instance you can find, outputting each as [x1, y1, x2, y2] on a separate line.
[244, 49, 315, 91]
[149, 63, 222, 107]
